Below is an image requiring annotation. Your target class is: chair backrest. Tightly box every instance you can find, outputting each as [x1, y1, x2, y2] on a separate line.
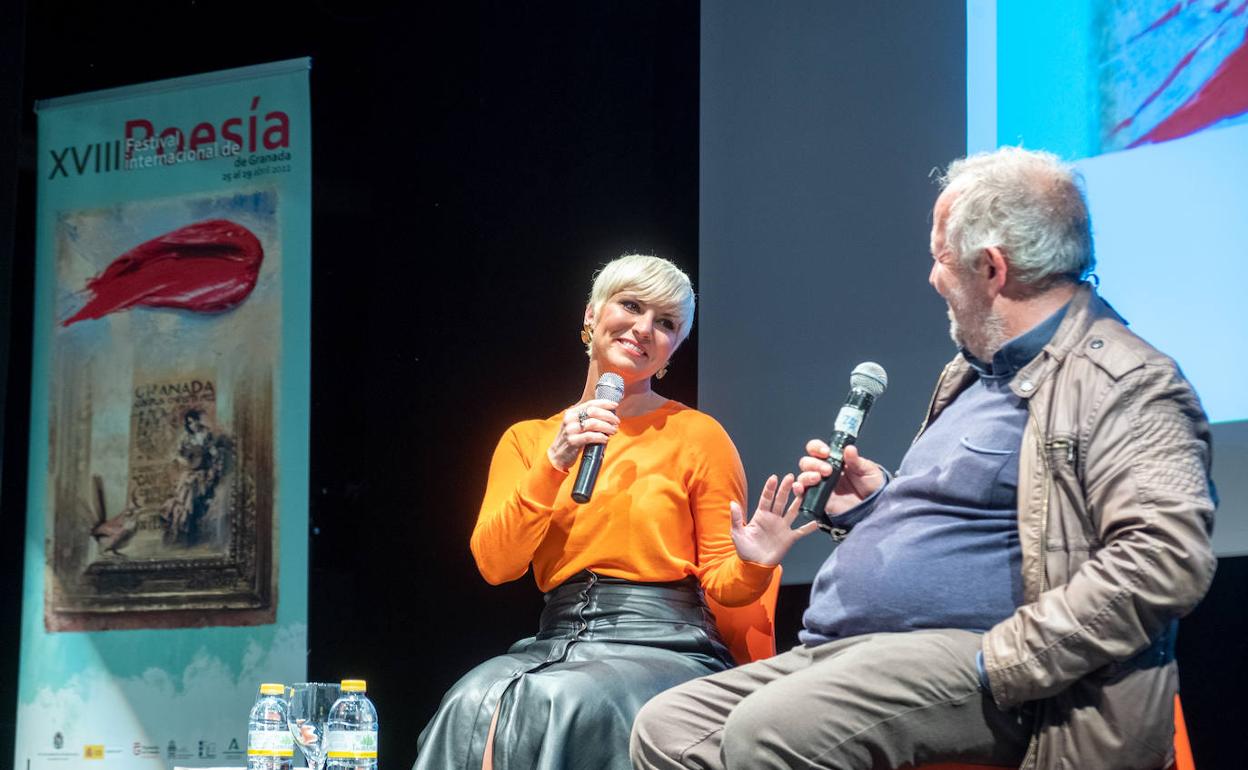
[920, 693, 1194, 770]
[705, 566, 783, 665]
[1173, 694, 1194, 770]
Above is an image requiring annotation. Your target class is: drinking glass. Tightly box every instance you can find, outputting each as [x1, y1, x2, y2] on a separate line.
[287, 681, 341, 770]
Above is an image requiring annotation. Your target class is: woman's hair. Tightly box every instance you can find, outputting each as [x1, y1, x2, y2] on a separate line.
[586, 254, 696, 350]
[939, 146, 1095, 291]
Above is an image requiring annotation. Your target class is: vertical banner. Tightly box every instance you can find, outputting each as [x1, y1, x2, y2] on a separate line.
[17, 59, 311, 768]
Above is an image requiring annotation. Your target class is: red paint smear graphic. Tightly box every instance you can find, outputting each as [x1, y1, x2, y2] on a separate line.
[1111, 42, 1201, 135]
[1129, 2, 1184, 44]
[1115, 0, 1248, 144]
[62, 219, 263, 327]
[1131, 30, 1248, 146]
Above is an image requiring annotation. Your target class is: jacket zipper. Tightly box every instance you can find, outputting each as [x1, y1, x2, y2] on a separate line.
[1018, 411, 1052, 770]
[1048, 438, 1076, 465]
[1029, 413, 1053, 595]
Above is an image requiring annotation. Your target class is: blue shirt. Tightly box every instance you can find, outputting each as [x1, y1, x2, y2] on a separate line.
[800, 305, 1068, 646]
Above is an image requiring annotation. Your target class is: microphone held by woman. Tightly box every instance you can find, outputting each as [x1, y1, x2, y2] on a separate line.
[572, 372, 625, 503]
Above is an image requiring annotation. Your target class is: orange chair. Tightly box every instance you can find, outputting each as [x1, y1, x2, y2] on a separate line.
[923, 693, 1195, 770]
[706, 566, 783, 664]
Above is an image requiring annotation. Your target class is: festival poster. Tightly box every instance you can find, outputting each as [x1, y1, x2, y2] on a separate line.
[17, 59, 311, 768]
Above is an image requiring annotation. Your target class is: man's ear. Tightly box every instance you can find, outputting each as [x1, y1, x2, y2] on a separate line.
[982, 246, 1009, 295]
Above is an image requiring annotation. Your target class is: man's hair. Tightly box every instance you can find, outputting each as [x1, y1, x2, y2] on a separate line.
[585, 254, 695, 355]
[939, 147, 1095, 290]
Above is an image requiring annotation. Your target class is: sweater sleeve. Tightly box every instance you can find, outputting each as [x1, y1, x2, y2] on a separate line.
[687, 416, 777, 607]
[469, 422, 570, 585]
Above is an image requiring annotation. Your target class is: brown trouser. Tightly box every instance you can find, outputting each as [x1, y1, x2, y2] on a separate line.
[629, 629, 1032, 770]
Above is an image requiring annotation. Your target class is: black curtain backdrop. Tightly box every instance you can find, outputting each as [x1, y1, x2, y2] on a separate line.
[1, 2, 1242, 768]
[0, 0, 28, 759]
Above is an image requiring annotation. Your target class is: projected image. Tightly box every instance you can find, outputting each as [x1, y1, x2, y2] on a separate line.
[1102, 0, 1248, 152]
[978, 0, 1248, 425]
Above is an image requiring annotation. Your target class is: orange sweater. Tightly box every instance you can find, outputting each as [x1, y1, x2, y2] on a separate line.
[470, 400, 775, 607]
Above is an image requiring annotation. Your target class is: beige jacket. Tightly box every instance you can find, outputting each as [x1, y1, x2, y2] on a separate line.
[920, 284, 1216, 770]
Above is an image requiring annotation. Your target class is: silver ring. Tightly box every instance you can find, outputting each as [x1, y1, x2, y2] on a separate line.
[576, 408, 589, 427]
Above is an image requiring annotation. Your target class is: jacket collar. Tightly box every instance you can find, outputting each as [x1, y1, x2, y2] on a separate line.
[1008, 282, 1126, 399]
[963, 302, 1068, 380]
[935, 282, 1125, 409]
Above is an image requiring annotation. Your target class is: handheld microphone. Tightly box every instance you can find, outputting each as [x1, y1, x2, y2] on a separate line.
[798, 362, 888, 527]
[571, 372, 625, 504]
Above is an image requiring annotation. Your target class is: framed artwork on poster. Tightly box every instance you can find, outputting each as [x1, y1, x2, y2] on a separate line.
[44, 188, 282, 631]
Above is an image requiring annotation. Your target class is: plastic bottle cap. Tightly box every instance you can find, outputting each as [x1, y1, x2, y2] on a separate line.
[340, 679, 367, 692]
[259, 683, 285, 695]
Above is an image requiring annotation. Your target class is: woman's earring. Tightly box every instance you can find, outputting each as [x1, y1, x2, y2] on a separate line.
[580, 325, 592, 345]
[655, 363, 669, 380]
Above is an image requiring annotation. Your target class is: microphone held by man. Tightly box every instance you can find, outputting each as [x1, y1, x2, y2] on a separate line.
[798, 362, 888, 528]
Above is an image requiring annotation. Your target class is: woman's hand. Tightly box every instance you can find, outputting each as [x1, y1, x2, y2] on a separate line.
[795, 442, 884, 517]
[729, 473, 819, 566]
[547, 398, 621, 472]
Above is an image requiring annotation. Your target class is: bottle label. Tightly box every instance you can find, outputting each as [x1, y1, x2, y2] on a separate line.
[247, 730, 295, 757]
[325, 730, 379, 758]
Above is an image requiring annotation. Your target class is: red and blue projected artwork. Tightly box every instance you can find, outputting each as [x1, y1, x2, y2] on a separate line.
[1104, 0, 1248, 151]
[971, 0, 1248, 425]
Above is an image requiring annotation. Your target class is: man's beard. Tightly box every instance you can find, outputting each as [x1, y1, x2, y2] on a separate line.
[946, 282, 1007, 361]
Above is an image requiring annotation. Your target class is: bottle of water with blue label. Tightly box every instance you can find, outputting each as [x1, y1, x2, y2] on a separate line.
[325, 679, 378, 769]
[247, 683, 294, 770]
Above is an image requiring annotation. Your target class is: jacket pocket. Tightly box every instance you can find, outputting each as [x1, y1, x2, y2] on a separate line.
[1037, 666, 1174, 770]
[1044, 434, 1101, 554]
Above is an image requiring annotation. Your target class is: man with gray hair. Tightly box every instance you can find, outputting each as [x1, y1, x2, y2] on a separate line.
[630, 147, 1216, 770]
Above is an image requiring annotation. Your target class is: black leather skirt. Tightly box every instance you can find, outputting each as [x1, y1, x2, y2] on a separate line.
[413, 571, 733, 770]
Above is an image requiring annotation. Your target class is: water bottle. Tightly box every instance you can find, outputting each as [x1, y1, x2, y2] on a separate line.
[247, 683, 294, 770]
[325, 679, 378, 769]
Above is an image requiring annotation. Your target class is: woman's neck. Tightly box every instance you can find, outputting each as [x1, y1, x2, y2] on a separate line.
[581, 363, 666, 418]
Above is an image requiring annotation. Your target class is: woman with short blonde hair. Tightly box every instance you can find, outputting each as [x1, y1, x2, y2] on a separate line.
[412, 254, 815, 770]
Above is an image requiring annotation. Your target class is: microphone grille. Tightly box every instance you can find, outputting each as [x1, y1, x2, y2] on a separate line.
[595, 372, 625, 401]
[850, 362, 888, 397]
